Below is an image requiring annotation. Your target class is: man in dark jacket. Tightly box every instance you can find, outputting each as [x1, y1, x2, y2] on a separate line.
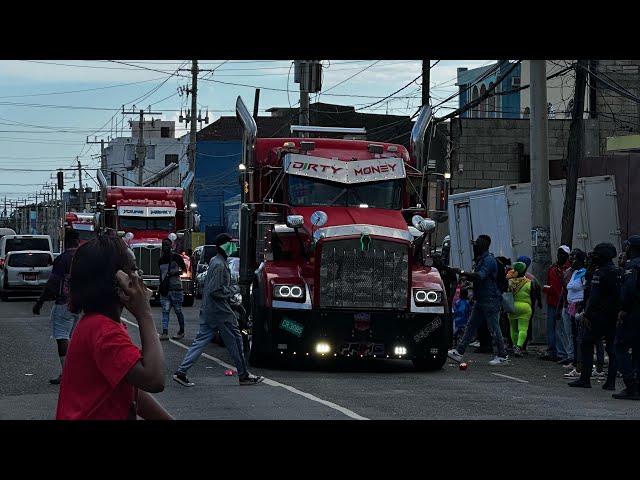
[158, 238, 187, 340]
[569, 242, 621, 389]
[612, 236, 640, 400]
[172, 233, 264, 387]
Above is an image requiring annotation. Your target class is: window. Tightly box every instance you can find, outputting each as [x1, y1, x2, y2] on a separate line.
[119, 217, 175, 231]
[480, 84, 487, 117]
[161, 127, 171, 138]
[288, 176, 402, 210]
[165, 154, 179, 166]
[471, 86, 479, 118]
[4, 237, 50, 253]
[8, 252, 51, 267]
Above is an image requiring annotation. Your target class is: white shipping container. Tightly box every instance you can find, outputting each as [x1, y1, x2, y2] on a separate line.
[447, 175, 622, 271]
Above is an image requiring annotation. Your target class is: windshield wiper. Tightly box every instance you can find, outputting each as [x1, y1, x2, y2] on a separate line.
[328, 188, 348, 206]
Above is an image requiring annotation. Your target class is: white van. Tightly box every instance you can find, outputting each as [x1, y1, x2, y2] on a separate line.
[0, 228, 17, 244]
[0, 250, 53, 301]
[0, 235, 53, 270]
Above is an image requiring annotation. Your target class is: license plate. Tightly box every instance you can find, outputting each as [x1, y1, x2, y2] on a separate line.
[413, 317, 442, 343]
[23, 274, 37, 281]
[279, 318, 304, 337]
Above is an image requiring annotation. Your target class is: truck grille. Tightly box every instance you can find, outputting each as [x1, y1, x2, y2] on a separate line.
[132, 246, 161, 276]
[319, 238, 409, 309]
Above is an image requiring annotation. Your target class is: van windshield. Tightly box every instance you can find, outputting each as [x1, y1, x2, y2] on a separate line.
[4, 238, 50, 253]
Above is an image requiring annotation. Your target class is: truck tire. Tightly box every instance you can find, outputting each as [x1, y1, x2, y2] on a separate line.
[248, 283, 269, 368]
[412, 355, 447, 371]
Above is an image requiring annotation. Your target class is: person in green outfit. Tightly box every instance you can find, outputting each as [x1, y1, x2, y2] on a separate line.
[507, 261, 535, 357]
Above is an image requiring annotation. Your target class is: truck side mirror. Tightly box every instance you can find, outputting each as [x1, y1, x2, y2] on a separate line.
[117, 231, 125, 237]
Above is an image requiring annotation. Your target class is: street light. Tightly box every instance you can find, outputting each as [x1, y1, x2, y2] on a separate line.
[190, 203, 197, 209]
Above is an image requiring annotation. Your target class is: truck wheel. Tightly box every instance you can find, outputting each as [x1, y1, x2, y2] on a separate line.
[412, 355, 447, 371]
[182, 294, 194, 307]
[248, 284, 269, 367]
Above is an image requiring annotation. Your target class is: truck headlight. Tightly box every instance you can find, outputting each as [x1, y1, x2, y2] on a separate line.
[413, 289, 442, 304]
[273, 284, 305, 301]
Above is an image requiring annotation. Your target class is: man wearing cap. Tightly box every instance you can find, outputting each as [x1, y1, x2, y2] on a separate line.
[569, 242, 621, 389]
[539, 246, 571, 362]
[612, 236, 640, 399]
[172, 232, 264, 387]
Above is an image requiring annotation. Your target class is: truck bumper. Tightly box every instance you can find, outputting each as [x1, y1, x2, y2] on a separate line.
[253, 308, 450, 360]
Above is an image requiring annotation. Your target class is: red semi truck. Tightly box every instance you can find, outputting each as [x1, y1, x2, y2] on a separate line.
[65, 212, 98, 245]
[95, 176, 195, 306]
[235, 97, 450, 370]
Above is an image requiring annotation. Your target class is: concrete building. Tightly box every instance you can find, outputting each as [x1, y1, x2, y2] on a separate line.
[104, 120, 189, 186]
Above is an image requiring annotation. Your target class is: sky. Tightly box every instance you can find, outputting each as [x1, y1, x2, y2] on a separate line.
[0, 59, 492, 214]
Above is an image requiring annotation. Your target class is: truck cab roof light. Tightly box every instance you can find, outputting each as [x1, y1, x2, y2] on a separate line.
[300, 141, 315, 151]
[368, 144, 384, 154]
[283, 142, 295, 148]
[387, 146, 398, 152]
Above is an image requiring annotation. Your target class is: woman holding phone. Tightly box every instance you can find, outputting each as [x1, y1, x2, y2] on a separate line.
[56, 236, 173, 420]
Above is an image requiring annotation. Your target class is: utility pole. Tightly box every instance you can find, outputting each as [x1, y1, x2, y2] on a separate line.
[530, 60, 552, 344]
[179, 60, 212, 253]
[87, 137, 107, 180]
[560, 60, 588, 247]
[77, 158, 85, 212]
[422, 59, 430, 106]
[122, 106, 161, 187]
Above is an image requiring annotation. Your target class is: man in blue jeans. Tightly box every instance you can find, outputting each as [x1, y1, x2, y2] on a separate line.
[448, 234, 509, 366]
[172, 232, 264, 387]
[158, 238, 186, 341]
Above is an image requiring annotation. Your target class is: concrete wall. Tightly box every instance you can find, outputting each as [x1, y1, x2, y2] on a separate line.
[595, 60, 640, 155]
[449, 118, 572, 193]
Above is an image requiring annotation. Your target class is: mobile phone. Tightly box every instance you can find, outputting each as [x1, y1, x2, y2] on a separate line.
[116, 270, 153, 299]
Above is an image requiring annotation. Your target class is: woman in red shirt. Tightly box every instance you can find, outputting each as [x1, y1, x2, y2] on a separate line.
[56, 236, 173, 420]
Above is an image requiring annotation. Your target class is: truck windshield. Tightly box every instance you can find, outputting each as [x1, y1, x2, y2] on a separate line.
[75, 229, 96, 241]
[119, 217, 175, 231]
[287, 176, 402, 209]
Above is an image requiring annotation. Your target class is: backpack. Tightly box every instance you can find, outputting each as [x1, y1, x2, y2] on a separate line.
[494, 255, 509, 293]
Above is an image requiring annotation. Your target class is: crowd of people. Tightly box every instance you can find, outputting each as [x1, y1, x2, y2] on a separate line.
[34, 229, 263, 420]
[445, 233, 640, 400]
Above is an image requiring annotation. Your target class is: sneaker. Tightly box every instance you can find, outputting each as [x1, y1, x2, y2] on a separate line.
[469, 341, 481, 347]
[159, 332, 170, 341]
[49, 374, 62, 385]
[514, 346, 524, 358]
[557, 357, 573, 366]
[564, 368, 581, 378]
[563, 363, 577, 369]
[592, 369, 606, 379]
[171, 331, 185, 340]
[172, 371, 194, 387]
[239, 373, 265, 386]
[568, 379, 591, 388]
[447, 349, 463, 363]
[602, 382, 616, 391]
[489, 356, 509, 366]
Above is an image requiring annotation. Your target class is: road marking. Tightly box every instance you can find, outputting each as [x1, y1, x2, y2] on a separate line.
[122, 317, 369, 420]
[490, 373, 529, 383]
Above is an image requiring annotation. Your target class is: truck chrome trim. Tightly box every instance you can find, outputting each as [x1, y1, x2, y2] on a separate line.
[271, 284, 312, 310]
[410, 105, 433, 170]
[313, 225, 413, 242]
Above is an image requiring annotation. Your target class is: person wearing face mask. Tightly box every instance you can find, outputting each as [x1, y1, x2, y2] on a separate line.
[158, 238, 187, 341]
[568, 242, 621, 390]
[172, 233, 264, 387]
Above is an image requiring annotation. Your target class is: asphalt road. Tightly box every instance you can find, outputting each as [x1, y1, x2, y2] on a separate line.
[1, 295, 639, 420]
